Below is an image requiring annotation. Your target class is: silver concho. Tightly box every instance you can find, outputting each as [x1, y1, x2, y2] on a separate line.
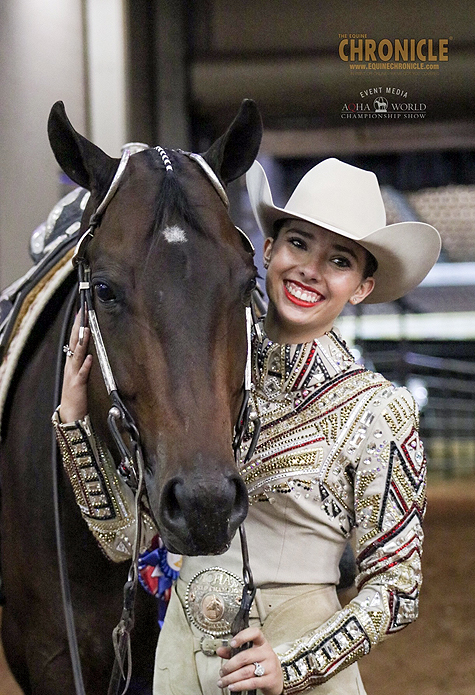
[184, 567, 244, 636]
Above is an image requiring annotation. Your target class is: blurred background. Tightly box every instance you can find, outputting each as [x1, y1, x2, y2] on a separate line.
[0, 1, 474, 693]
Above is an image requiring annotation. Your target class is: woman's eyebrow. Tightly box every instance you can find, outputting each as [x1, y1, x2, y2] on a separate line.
[283, 227, 314, 240]
[333, 243, 358, 260]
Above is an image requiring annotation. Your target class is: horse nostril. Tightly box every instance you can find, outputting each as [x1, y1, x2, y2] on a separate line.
[228, 474, 249, 528]
[160, 478, 185, 526]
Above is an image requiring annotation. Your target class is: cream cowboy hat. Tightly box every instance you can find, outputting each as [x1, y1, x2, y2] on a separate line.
[246, 158, 441, 304]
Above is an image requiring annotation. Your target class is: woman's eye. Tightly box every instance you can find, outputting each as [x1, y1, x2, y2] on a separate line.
[332, 256, 351, 268]
[93, 282, 116, 303]
[289, 237, 307, 250]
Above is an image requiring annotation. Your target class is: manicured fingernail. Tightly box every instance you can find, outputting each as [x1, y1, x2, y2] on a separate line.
[217, 680, 223, 688]
[230, 639, 237, 647]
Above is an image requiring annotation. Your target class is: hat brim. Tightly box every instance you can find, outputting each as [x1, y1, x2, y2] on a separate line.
[246, 161, 441, 304]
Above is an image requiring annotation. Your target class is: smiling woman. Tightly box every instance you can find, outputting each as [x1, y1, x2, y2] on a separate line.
[262, 221, 375, 344]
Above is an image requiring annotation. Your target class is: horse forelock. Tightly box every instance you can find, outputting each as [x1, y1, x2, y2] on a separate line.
[142, 148, 210, 241]
[93, 147, 244, 259]
[135, 148, 253, 292]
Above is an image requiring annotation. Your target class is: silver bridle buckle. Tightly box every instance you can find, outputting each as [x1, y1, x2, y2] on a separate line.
[200, 635, 231, 656]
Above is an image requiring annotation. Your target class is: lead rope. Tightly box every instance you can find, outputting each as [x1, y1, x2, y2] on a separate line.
[231, 306, 262, 695]
[108, 443, 145, 695]
[230, 525, 257, 695]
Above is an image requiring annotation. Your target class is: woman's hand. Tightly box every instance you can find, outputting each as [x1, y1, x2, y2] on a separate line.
[59, 312, 92, 423]
[216, 627, 284, 695]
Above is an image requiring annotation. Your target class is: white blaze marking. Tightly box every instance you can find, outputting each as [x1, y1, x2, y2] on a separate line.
[162, 225, 187, 243]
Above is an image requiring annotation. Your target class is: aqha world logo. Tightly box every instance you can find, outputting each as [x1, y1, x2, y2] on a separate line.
[341, 87, 427, 119]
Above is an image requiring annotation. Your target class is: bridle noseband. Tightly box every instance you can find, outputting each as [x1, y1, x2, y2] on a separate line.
[64, 145, 261, 695]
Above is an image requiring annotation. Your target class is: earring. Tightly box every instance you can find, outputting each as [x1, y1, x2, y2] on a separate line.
[351, 297, 360, 305]
[263, 259, 269, 269]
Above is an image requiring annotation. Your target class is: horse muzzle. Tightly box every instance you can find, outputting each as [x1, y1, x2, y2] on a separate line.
[156, 468, 249, 556]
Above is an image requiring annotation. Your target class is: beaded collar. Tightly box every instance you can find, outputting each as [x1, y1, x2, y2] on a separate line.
[252, 321, 356, 402]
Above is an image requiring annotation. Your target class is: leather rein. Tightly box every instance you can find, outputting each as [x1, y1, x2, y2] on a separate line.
[56, 146, 261, 695]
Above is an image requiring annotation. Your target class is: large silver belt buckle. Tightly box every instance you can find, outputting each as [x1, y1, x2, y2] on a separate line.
[184, 567, 243, 636]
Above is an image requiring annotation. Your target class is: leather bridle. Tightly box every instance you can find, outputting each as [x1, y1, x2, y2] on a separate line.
[56, 145, 261, 695]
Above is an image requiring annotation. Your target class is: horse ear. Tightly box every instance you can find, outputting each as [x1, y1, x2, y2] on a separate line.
[201, 99, 262, 185]
[47, 101, 119, 195]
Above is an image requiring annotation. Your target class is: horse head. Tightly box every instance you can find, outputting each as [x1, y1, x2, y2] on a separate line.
[48, 101, 262, 555]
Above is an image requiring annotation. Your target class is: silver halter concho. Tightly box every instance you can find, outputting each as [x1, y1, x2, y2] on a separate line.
[72, 145, 261, 695]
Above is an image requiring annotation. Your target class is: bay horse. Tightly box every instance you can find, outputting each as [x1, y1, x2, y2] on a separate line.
[0, 100, 262, 694]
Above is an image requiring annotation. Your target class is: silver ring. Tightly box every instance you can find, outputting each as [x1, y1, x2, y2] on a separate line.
[63, 345, 74, 358]
[253, 662, 265, 677]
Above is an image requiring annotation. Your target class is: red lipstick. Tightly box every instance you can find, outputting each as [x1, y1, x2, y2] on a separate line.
[283, 280, 323, 307]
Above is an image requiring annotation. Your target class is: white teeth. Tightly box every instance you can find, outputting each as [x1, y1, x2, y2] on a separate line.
[286, 281, 320, 303]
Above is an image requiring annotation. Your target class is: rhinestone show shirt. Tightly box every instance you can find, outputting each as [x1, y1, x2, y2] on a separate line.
[182, 325, 426, 692]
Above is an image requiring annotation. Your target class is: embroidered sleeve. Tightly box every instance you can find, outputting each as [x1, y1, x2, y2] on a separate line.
[276, 386, 426, 693]
[52, 408, 157, 562]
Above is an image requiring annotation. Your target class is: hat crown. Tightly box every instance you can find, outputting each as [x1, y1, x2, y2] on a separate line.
[285, 158, 386, 239]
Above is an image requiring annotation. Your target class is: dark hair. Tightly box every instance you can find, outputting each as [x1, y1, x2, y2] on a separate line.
[363, 250, 378, 279]
[272, 218, 288, 238]
[272, 218, 378, 279]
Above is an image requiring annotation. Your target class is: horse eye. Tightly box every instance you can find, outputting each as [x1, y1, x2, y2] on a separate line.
[93, 282, 116, 303]
[242, 276, 257, 306]
[247, 277, 257, 293]
[244, 276, 257, 298]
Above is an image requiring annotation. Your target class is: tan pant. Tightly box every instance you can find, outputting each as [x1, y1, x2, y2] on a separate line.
[153, 579, 367, 695]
